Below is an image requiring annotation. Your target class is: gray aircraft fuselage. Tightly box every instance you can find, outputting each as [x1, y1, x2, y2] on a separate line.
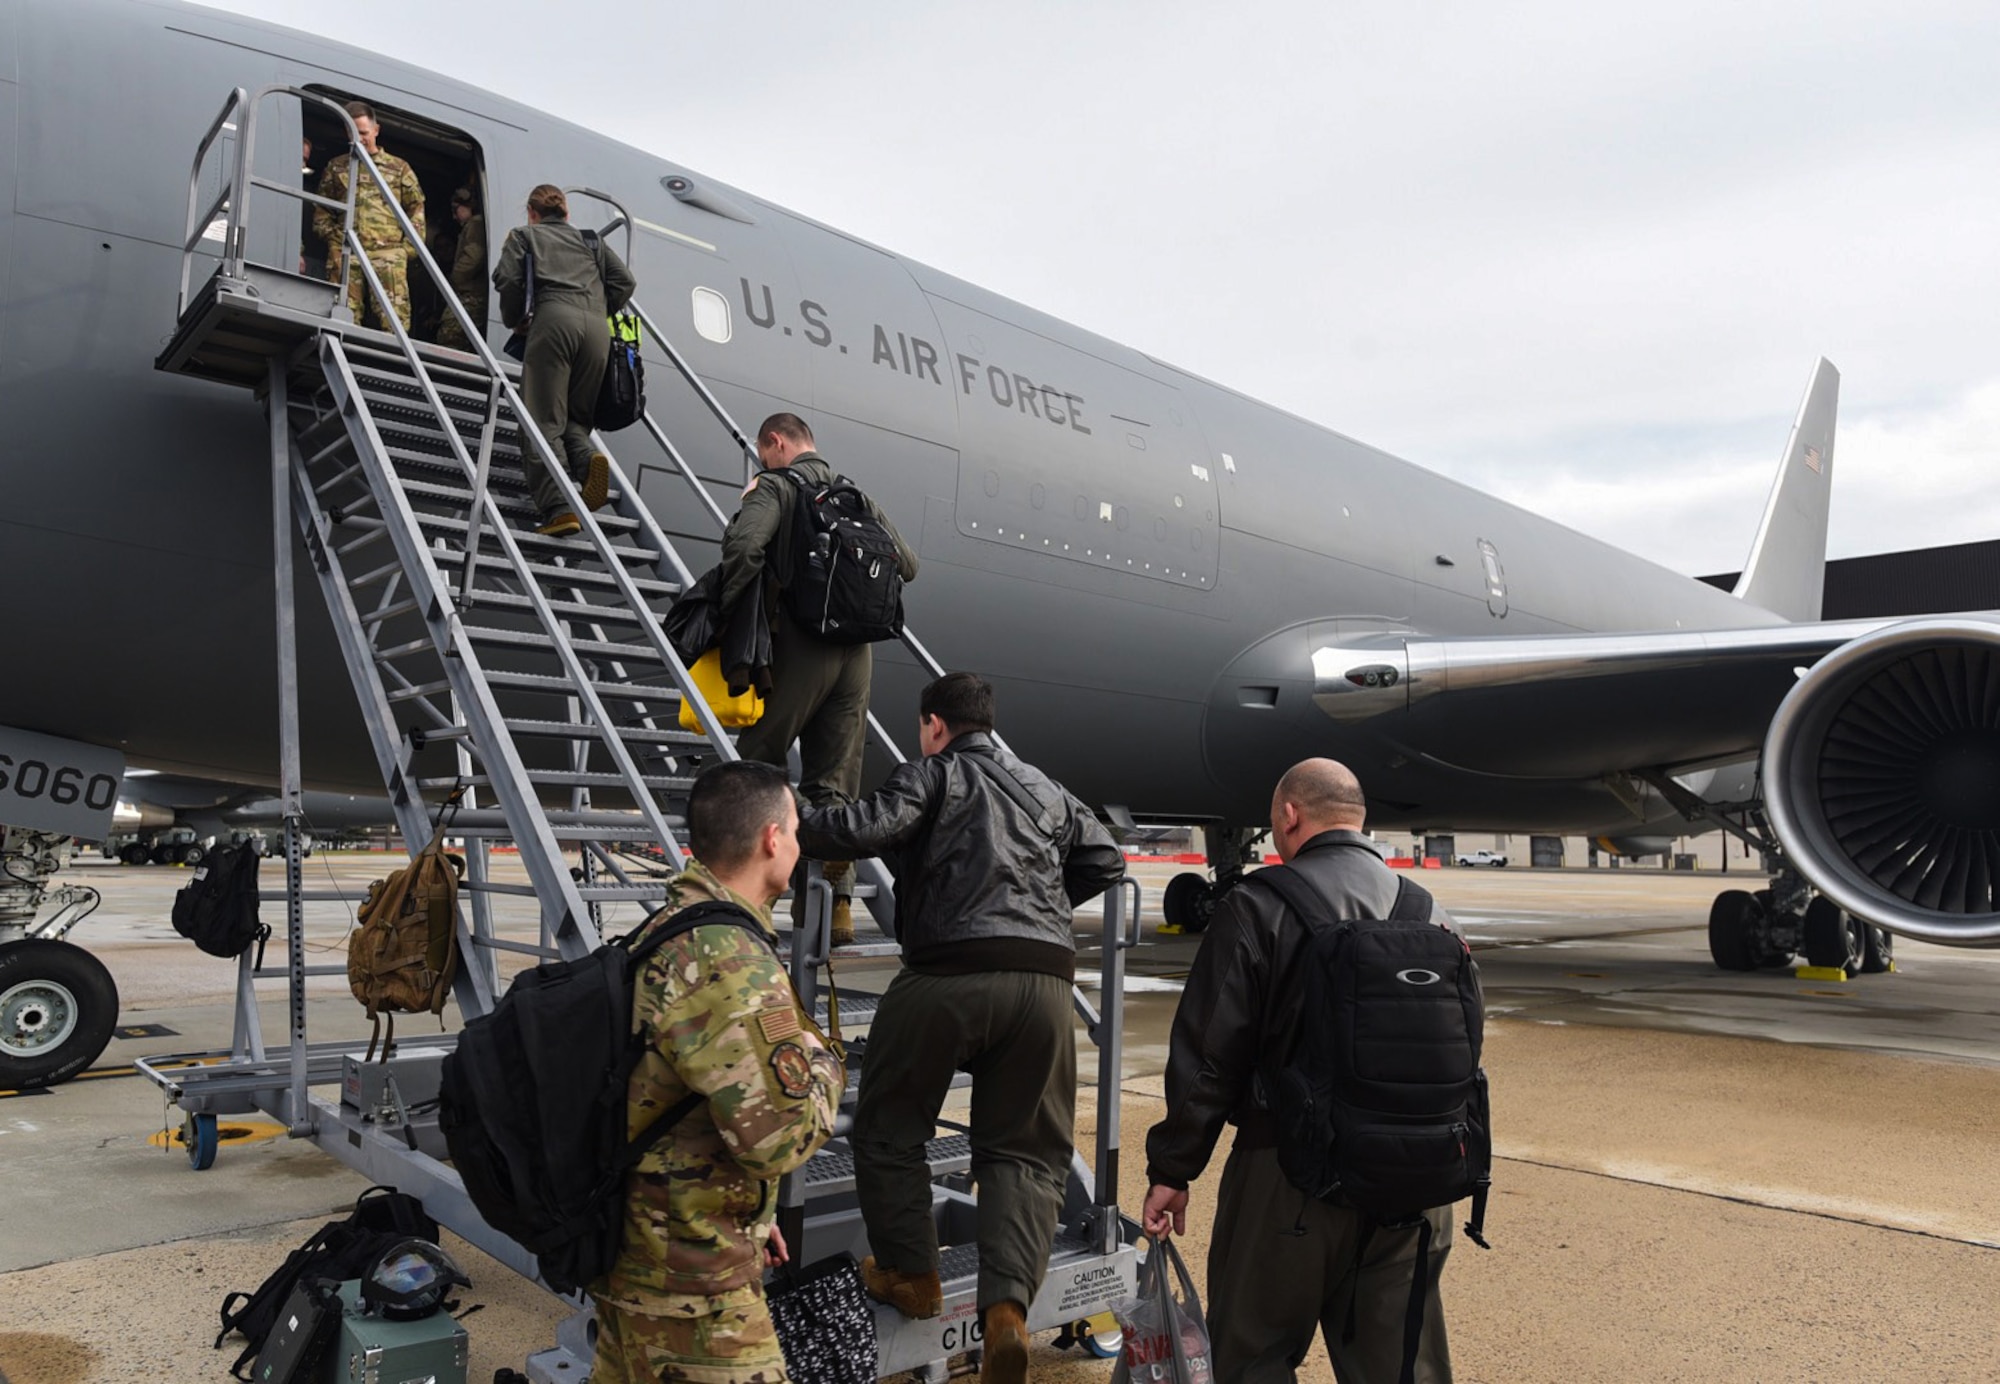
[0, 0, 1784, 836]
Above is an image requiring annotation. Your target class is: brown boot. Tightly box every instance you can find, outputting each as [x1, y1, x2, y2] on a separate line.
[825, 860, 854, 946]
[860, 1255, 942, 1319]
[579, 452, 611, 511]
[980, 1301, 1029, 1384]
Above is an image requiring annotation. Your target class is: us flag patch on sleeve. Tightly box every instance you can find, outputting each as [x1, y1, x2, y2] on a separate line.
[759, 1006, 801, 1044]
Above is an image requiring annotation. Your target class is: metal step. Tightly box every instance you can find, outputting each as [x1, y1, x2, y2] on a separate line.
[343, 340, 515, 389]
[502, 717, 709, 748]
[802, 1134, 971, 1200]
[477, 555, 678, 599]
[419, 768, 694, 792]
[459, 623, 675, 665]
[437, 669, 687, 703]
[463, 879, 672, 904]
[450, 822, 670, 842]
[358, 384, 525, 438]
[384, 444, 537, 492]
[413, 511, 663, 565]
[445, 805, 686, 835]
[449, 585, 671, 628]
[398, 478, 645, 536]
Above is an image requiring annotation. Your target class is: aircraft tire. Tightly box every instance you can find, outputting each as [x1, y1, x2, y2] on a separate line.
[149, 843, 175, 866]
[1860, 922, 1895, 974]
[119, 843, 150, 866]
[0, 939, 119, 1089]
[1163, 872, 1214, 934]
[181, 843, 207, 868]
[1707, 890, 1761, 971]
[1801, 897, 1865, 975]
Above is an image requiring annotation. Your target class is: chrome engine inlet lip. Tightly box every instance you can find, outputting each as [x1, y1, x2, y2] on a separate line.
[1764, 615, 2000, 947]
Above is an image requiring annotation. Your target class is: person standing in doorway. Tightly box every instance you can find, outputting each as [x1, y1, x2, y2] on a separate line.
[313, 100, 425, 332]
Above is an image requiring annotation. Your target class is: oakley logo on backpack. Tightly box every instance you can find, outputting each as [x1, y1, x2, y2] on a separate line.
[1396, 968, 1443, 986]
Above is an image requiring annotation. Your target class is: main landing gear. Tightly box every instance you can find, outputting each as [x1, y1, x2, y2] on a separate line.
[1161, 825, 1266, 934]
[0, 827, 117, 1088]
[1706, 872, 1892, 977]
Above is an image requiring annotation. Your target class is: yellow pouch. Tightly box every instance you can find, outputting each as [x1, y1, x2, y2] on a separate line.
[679, 648, 764, 730]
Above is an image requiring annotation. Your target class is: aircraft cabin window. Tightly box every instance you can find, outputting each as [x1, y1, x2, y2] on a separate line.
[1477, 538, 1508, 617]
[691, 286, 731, 343]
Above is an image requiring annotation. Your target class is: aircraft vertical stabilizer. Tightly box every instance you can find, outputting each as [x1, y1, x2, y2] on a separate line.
[1733, 357, 1839, 622]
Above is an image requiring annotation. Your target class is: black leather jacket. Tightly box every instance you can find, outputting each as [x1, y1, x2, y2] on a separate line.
[1144, 830, 1462, 1190]
[797, 732, 1124, 979]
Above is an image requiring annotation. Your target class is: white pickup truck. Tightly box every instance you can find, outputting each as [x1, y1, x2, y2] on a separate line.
[1456, 849, 1509, 867]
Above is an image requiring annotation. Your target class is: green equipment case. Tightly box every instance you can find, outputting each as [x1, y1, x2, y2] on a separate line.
[329, 1279, 469, 1384]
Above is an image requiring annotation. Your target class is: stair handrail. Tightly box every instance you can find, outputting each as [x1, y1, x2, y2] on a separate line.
[177, 86, 361, 316]
[182, 87, 752, 861]
[208, 88, 748, 760]
[176, 86, 246, 311]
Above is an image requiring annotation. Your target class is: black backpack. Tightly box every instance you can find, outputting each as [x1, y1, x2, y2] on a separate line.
[596, 311, 645, 431]
[1254, 866, 1490, 1382]
[581, 230, 644, 432]
[213, 1184, 436, 1381]
[171, 843, 268, 963]
[438, 899, 771, 1296]
[1253, 867, 1489, 1221]
[773, 469, 906, 645]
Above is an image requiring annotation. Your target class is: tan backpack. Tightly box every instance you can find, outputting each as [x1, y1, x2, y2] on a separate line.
[348, 809, 465, 1052]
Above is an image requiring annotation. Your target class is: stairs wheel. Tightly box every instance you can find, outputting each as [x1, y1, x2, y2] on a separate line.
[1077, 1314, 1122, 1359]
[184, 1111, 219, 1171]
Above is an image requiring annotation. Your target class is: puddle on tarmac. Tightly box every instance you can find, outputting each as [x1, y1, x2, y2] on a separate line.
[0, 1332, 98, 1384]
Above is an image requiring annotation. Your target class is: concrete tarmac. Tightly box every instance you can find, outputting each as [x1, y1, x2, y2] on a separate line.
[2, 857, 1998, 1381]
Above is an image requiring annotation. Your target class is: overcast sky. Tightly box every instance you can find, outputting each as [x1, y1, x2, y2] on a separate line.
[200, 0, 2000, 576]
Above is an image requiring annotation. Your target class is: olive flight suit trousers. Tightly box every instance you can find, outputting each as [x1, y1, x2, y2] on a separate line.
[518, 294, 608, 516]
[1207, 1143, 1454, 1384]
[853, 968, 1076, 1314]
[735, 609, 872, 807]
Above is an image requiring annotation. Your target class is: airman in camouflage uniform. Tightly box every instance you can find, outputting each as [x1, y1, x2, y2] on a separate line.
[592, 766, 846, 1384]
[313, 100, 426, 332]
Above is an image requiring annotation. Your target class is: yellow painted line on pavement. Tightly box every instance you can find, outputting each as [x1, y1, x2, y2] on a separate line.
[148, 1116, 288, 1152]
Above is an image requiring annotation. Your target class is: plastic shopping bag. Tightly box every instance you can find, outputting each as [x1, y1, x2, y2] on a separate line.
[1110, 1237, 1212, 1384]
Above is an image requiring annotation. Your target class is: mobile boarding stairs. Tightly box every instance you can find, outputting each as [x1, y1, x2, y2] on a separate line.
[148, 86, 1142, 1380]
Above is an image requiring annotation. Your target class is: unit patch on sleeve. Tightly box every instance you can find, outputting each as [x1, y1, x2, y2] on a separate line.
[769, 1042, 815, 1099]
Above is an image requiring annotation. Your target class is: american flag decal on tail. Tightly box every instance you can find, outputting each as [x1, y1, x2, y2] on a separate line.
[1804, 444, 1823, 473]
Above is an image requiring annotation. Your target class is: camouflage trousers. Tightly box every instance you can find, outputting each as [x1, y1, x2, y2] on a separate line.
[434, 296, 486, 351]
[328, 247, 411, 331]
[592, 1288, 789, 1384]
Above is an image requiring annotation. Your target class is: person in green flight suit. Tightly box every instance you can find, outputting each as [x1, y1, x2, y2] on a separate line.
[313, 99, 425, 332]
[492, 183, 636, 535]
[719, 412, 919, 944]
[435, 186, 487, 350]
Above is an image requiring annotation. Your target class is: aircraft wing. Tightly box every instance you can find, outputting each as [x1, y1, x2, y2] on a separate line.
[1311, 617, 1916, 779]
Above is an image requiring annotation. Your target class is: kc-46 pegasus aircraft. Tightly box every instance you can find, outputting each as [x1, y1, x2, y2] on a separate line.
[3, 0, 1996, 1103]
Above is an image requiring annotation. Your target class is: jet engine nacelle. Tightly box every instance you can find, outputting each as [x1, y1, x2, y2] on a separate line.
[110, 798, 176, 834]
[1764, 616, 2000, 945]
